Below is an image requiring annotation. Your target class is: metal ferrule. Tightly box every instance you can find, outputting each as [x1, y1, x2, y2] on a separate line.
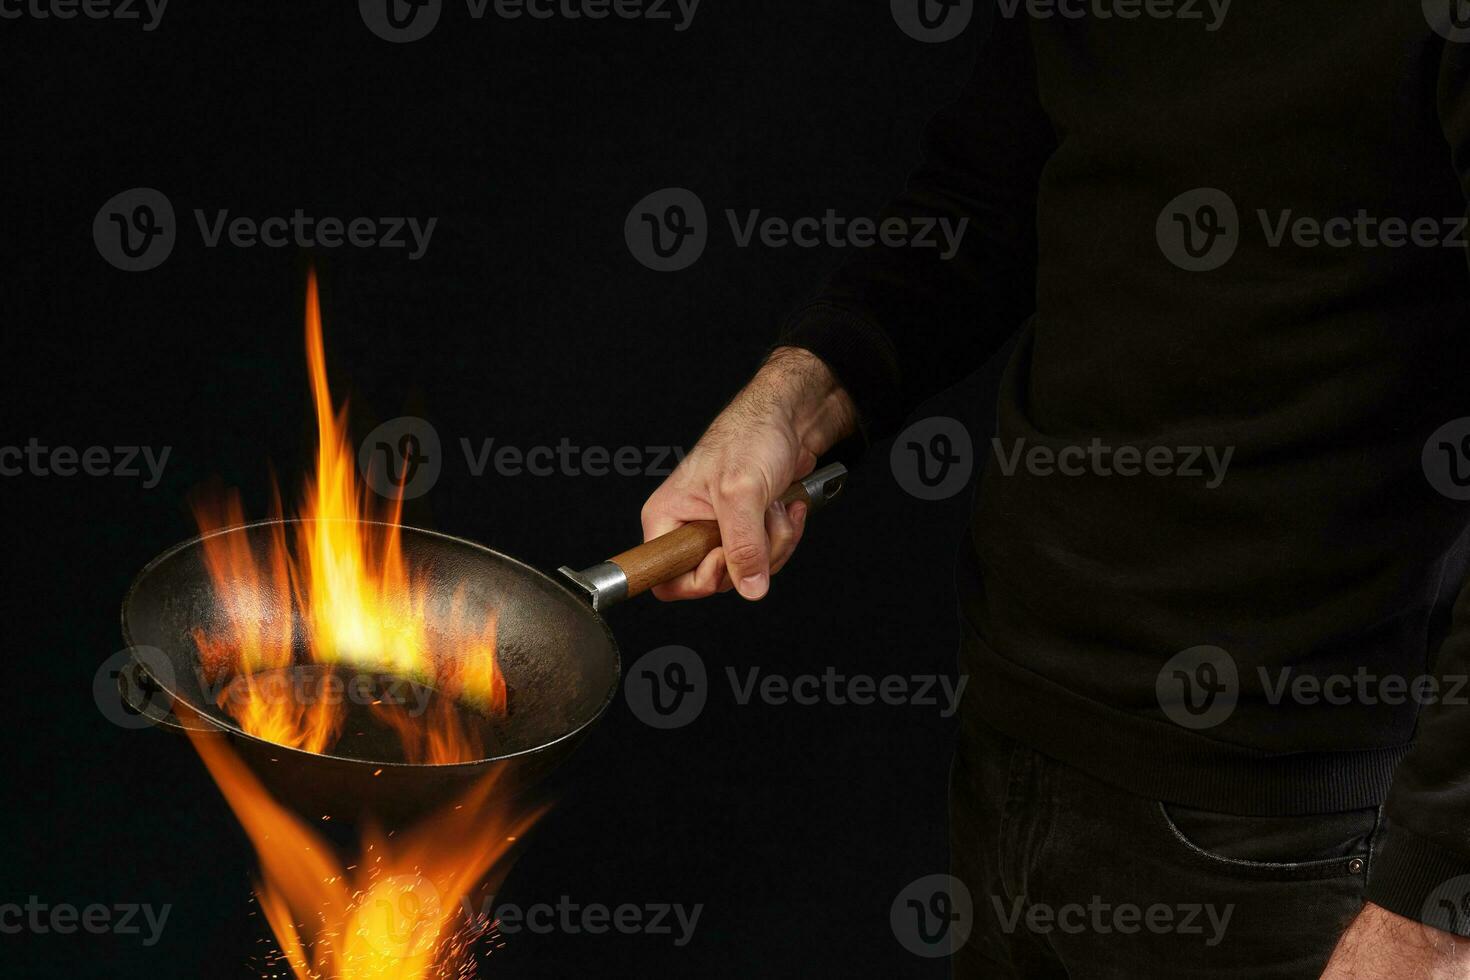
[801, 462, 848, 510]
[557, 560, 629, 613]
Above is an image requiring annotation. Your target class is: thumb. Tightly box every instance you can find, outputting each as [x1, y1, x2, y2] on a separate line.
[713, 475, 773, 600]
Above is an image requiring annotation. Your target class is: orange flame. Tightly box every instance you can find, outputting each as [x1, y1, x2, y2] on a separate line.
[179, 274, 538, 979]
[185, 714, 541, 979]
[189, 271, 506, 762]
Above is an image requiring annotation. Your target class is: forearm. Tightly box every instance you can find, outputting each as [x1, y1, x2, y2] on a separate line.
[1322, 902, 1469, 979]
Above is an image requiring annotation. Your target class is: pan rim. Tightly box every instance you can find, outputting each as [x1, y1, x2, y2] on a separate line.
[120, 517, 622, 770]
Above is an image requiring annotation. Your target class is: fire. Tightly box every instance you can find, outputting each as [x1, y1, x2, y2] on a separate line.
[189, 271, 506, 761]
[176, 273, 541, 979]
[185, 710, 541, 980]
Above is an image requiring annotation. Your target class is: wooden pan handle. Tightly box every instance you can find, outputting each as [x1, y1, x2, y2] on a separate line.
[559, 463, 847, 610]
[609, 481, 817, 600]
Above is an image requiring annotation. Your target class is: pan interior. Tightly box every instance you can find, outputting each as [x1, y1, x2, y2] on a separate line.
[122, 521, 619, 766]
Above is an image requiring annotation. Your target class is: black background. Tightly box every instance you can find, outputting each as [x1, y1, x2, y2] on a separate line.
[3, 3, 1002, 976]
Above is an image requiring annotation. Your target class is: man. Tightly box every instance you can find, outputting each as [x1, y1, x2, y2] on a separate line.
[641, 5, 1470, 977]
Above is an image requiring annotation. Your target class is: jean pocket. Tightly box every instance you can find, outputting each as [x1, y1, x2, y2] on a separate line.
[1153, 802, 1380, 882]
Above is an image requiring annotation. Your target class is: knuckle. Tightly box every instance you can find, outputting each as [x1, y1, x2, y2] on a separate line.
[716, 470, 765, 503]
[769, 516, 794, 544]
[724, 541, 765, 568]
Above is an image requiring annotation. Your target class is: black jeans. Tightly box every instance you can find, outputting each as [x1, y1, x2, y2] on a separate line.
[950, 716, 1382, 978]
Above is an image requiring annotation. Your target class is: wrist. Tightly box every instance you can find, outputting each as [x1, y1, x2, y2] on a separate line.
[759, 346, 859, 455]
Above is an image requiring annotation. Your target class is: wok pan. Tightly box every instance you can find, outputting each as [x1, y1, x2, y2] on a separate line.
[118, 463, 847, 825]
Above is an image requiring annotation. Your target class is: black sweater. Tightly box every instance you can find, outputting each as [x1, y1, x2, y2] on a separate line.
[782, 6, 1470, 931]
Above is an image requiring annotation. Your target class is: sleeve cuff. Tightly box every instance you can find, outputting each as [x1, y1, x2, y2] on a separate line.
[1365, 817, 1470, 936]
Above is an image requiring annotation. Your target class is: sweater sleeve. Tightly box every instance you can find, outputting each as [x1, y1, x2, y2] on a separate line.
[1364, 35, 1470, 935]
[777, 15, 1055, 440]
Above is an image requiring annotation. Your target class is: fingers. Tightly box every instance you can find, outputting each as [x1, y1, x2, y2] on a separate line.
[643, 481, 714, 601]
[651, 546, 730, 602]
[713, 472, 773, 600]
[640, 489, 689, 543]
[640, 465, 808, 604]
[651, 502, 807, 601]
[768, 500, 807, 576]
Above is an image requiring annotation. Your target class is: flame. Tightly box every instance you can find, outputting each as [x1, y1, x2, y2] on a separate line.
[184, 713, 541, 979]
[178, 273, 539, 979]
[189, 271, 506, 762]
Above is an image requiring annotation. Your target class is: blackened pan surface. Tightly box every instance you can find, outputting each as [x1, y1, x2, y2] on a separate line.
[122, 520, 620, 823]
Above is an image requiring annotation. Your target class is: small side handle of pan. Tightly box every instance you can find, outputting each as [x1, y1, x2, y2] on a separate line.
[113, 651, 216, 734]
[559, 462, 848, 611]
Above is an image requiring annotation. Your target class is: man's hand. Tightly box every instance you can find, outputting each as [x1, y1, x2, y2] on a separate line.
[641, 346, 858, 601]
[1320, 902, 1468, 978]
